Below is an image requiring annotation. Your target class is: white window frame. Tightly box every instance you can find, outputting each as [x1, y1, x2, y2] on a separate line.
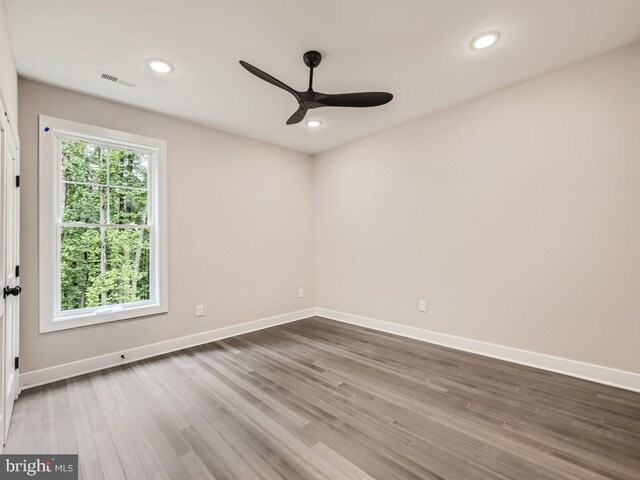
[39, 115, 168, 333]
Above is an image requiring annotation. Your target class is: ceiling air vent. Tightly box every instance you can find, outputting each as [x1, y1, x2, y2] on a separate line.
[99, 71, 136, 87]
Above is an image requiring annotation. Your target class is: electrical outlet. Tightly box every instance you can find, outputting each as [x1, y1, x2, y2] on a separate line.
[419, 300, 427, 313]
[196, 305, 204, 317]
[298, 288, 304, 299]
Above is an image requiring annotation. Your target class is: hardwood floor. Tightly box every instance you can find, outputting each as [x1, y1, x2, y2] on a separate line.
[5, 317, 640, 480]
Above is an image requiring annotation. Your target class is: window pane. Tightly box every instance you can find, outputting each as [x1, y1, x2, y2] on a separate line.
[60, 226, 151, 312]
[61, 183, 104, 224]
[61, 141, 106, 184]
[108, 187, 148, 225]
[106, 228, 151, 303]
[60, 227, 101, 311]
[108, 149, 148, 189]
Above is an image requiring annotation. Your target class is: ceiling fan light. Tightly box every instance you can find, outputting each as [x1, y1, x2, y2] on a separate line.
[306, 120, 322, 128]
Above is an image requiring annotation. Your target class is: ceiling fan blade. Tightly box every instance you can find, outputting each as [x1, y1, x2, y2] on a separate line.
[286, 107, 308, 125]
[239, 60, 301, 100]
[317, 92, 393, 108]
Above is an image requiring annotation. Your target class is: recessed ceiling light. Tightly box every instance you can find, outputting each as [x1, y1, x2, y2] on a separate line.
[305, 120, 323, 128]
[146, 59, 174, 74]
[470, 32, 501, 50]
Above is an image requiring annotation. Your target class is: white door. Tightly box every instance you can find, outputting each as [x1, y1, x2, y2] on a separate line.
[2, 121, 19, 443]
[0, 111, 6, 444]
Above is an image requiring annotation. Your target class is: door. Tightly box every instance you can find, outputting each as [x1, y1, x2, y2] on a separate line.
[0, 109, 5, 444]
[2, 119, 19, 443]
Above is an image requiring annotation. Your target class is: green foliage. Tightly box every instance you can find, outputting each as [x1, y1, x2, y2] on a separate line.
[60, 141, 151, 311]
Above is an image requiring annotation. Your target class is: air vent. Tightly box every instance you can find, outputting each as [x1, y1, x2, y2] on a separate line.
[100, 72, 119, 82]
[99, 71, 136, 88]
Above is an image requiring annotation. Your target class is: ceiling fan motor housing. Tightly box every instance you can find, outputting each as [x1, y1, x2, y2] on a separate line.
[303, 50, 322, 69]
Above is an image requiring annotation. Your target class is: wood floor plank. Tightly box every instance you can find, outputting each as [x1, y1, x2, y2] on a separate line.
[99, 369, 172, 480]
[66, 377, 104, 480]
[89, 372, 149, 480]
[37, 384, 57, 453]
[81, 374, 126, 480]
[5, 317, 640, 480]
[53, 382, 80, 455]
[114, 365, 195, 480]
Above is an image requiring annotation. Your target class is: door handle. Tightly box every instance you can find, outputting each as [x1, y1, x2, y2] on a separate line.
[3, 286, 21, 299]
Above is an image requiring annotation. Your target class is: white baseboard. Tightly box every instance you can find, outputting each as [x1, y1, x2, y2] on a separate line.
[20, 306, 640, 394]
[316, 308, 640, 393]
[19, 308, 316, 391]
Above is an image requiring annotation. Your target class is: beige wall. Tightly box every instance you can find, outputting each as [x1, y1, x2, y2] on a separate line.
[19, 78, 315, 373]
[17, 41, 640, 376]
[315, 42, 640, 373]
[0, 0, 17, 124]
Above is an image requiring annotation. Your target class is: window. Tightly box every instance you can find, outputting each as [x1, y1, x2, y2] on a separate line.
[39, 116, 168, 332]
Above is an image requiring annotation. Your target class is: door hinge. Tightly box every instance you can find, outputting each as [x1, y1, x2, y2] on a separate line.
[15, 175, 20, 188]
[14, 357, 19, 370]
[15, 265, 20, 277]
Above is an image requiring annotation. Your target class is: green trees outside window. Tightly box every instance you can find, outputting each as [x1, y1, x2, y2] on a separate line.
[59, 141, 151, 311]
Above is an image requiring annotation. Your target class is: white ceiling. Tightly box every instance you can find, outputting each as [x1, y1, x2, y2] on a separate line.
[7, 0, 640, 153]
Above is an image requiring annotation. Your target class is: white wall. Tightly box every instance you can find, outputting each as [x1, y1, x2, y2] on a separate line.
[0, 0, 17, 125]
[19, 78, 315, 373]
[315, 42, 640, 374]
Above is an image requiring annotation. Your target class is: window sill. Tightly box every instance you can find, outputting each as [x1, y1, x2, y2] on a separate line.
[40, 303, 168, 333]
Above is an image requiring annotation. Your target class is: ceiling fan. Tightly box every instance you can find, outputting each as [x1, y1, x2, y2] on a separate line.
[239, 50, 393, 125]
